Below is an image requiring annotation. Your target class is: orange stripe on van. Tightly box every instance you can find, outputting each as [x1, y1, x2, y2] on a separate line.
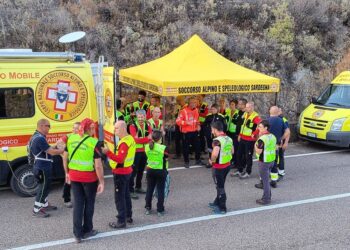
[0, 132, 70, 147]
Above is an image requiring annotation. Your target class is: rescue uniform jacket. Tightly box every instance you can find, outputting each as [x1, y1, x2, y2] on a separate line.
[239, 111, 261, 141]
[176, 106, 200, 133]
[129, 121, 152, 152]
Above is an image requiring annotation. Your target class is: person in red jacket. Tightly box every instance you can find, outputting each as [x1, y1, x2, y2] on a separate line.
[129, 109, 152, 199]
[176, 96, 204, 168]
[102, 120, 136, 229]
[237, 101, 261, 179]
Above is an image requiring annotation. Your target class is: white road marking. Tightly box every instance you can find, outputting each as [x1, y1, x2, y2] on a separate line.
[10, 192, 350, 250]
[104, 149, 349, 179]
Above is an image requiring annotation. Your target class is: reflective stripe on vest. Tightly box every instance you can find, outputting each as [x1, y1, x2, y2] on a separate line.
[241, 111, 259, 136]
[255, 133, 277, 163]
[226, 109, 239, 133]
[132, 101, 150, 112]
[67, 134, 98, 172]
[148, 118, 163, 130]
[215, 135, 233, 164]
[134, 121, 149, 149]
[145, 143, 167, 170]
[110, 135, 136, 169]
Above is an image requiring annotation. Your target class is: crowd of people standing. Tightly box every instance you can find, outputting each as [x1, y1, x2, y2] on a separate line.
[27, 89, 290, 243]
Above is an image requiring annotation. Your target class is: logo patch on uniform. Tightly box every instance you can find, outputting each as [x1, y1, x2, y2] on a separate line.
[35, 70, 88, 122]
[105, 88, 113, 119]
[312, 110, 325, 119]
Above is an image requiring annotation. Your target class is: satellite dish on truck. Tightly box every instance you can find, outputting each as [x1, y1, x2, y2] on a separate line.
[59, 31, 86, 44]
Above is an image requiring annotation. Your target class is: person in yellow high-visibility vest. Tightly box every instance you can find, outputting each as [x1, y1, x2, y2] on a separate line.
[254, 120, 277, 205]
[63, 118, 104, 243]
[144, 130, 169, 216]
[148, 107, 165, 136]
[208, 121, 234, 214]
[102, 120, 136, 229]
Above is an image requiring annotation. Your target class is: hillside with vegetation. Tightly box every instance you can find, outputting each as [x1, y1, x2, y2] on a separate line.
[1, 0, 350, 123]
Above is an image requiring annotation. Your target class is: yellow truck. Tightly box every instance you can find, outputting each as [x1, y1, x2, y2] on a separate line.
[297, 71, 350, 147]
[0, 50, 116, 196]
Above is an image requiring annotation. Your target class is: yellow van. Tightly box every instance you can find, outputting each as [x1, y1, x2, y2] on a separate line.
[0, 50, 116, 196]
[297, 71, 350, 147]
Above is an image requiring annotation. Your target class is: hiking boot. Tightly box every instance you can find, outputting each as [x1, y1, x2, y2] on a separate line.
[135, 188, 146, 194]
[130, 192, 139, 200]
[230, 170, 240, 177]
[126, 217, 133, 224]
[42, 204, 57, 211]
[212, 207, 226, 215]
[239, 172, 250, 179]
[270, 181, 277, 188]
[256, 199, 271, 205]
[254, 182, 263, 189]
[83, 229, 98, 239]
[64, 201, 73, 208]
[157, 211, 165, 217]
[109, 221, 126, 229]
[32, 209, 50, 218]
[184, 162, 190, 168]
[145, 209, 151, 215]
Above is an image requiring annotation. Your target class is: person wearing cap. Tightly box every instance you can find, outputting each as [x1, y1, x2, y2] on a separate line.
[30, 119, 64, 218]
[131, 90, 150, 117]
[63, 118, 104, 243]
[102, 120, 136, 229]
[129, 109, 152, 199]
[57, 122, 81, 208]
[144, 130, 169, 216]
[148, 106, 165, 136]
[176, 96, 203, 168]
[208, 121, 234, 214]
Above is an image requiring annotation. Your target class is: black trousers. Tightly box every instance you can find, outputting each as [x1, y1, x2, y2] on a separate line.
[71, 181, 97, 238]
[145, 169, 167, 212]
[212, 166, 230, 211]
[227, 132, 239, 166]
[238, 139, 255, 175]
[62, 183, 71, 203]
[199, 125, 206, 152]
[34, 166, 52, 206]
[277, 147, 285, 173]
[182, 131, 200, 163]
[114, 173, 132, 224]
[174, 125, 182, 156]
[129, 152, 147, 192]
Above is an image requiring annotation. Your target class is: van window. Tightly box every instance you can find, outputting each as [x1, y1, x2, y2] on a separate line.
[316, 85, 350, 108]
[0, 88, 35, 118]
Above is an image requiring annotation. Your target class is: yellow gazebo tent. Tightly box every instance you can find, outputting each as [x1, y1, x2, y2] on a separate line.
[119, 34, 280, 96]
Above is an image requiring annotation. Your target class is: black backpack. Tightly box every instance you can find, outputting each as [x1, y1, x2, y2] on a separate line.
[27, 133, 43, 166]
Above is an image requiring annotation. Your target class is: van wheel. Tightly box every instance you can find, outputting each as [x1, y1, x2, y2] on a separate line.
[10, 164, 38, 197]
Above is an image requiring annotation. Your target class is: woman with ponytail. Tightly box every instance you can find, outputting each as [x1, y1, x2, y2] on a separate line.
[144, 130, 169, 216]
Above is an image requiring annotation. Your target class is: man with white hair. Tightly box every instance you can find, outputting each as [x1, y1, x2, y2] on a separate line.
[129, 109, 152, 199]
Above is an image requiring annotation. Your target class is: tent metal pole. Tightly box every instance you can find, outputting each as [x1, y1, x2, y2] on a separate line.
[274, 92, 278, 105]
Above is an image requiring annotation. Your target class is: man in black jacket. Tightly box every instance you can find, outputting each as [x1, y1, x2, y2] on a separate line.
[203, 103, 227, 168]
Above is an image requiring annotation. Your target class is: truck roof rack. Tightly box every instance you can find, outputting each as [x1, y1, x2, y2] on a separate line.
[0, 50, 85, 62]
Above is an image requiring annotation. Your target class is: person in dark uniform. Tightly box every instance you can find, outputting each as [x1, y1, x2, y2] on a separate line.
[203, 103, 227, 168]
[173, 96, 187, 159]
[208, 121, 234, 214]
[30, 119, 64, 218]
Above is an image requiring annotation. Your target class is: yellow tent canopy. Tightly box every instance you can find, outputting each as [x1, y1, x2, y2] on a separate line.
[119, 34, 280, 96]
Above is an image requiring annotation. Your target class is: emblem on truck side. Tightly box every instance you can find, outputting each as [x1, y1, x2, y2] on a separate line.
[35, 70, 88, 121]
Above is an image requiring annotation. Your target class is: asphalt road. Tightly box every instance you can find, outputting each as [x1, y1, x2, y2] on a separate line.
[1, 141, 350, 250]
